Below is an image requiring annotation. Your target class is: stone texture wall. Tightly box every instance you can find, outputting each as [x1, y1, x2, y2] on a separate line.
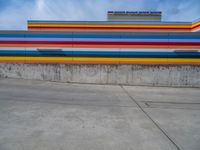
[0, 63, 199, 87]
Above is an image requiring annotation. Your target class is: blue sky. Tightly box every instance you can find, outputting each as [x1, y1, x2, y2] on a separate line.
[0, 0, 200, 30]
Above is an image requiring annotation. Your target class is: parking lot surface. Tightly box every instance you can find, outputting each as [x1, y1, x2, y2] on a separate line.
[0, 78, 199, 150]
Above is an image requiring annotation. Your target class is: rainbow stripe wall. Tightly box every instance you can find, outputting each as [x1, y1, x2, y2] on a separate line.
[0, 11, 200, 65]
[28, 20, 200, 32]
[0, 31, 200, 65]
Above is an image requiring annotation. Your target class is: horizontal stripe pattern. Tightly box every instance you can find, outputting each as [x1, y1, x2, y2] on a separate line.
[0, 29, 200, 65]
[0, 56, 199, 65]
[0, 47, 199, 64]
[0, 32, 200, 49]
[0, 50, 199, 58]
[1, 11, 200, 65]
[27, 20, 200, 32]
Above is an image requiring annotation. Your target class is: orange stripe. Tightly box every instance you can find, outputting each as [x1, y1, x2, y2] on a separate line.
[0, 60, 199, 65]
[28, 27, 191, 32]
[0, 60, 25, 63]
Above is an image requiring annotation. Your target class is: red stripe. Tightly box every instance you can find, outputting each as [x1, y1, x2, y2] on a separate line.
[28, 26, 191, 30]
[192, 24, 200, 30]
[0, 41, 200, 46]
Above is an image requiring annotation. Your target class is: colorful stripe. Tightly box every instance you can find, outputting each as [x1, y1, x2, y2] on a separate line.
[1, 11, 200, 65]
[27, 20, 200, 32]
[0, 50, 199, 58]
[0, 32, 200, 49]
[0, 56, 199, 65]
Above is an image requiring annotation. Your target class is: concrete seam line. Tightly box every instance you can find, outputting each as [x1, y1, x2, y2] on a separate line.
[120, 85, 182, 150]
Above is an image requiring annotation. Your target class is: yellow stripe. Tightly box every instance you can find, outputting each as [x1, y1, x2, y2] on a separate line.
[192, 21, 200, 27]
[0, 57, 199, 63]
[73, 57, 200, 63]
[28, 23, 191, 28]
[0, 57, 26, 61]
[28, 24, 191, 29]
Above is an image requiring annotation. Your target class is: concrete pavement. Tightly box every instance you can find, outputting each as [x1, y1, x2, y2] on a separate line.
[0, 78, 199, 150]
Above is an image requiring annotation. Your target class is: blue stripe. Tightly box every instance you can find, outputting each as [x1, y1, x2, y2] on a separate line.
[0, 34, 200, 39]
[0, 50, 199, 57]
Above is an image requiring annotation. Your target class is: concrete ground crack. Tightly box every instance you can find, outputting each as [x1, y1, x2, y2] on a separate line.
[120, 85, 182, 150]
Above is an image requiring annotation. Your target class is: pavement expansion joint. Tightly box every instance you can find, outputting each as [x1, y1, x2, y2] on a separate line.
[120, 85, 182, 150]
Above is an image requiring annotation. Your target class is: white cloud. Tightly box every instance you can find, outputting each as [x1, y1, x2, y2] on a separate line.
[36, 0, 45, 12]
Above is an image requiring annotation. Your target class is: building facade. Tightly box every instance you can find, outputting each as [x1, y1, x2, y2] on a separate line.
[0, 11, 200, 65]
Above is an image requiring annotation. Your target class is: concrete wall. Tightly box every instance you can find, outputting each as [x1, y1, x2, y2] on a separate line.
[0, 63, 199, 87]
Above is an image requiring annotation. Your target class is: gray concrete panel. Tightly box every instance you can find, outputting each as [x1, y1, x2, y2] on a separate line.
[0, 78, 181, 150]
[0, 64, 199, 87]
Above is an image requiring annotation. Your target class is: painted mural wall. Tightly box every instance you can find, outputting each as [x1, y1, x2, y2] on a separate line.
[0, 31, 200, 65]
[0, 11, 200, 65]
